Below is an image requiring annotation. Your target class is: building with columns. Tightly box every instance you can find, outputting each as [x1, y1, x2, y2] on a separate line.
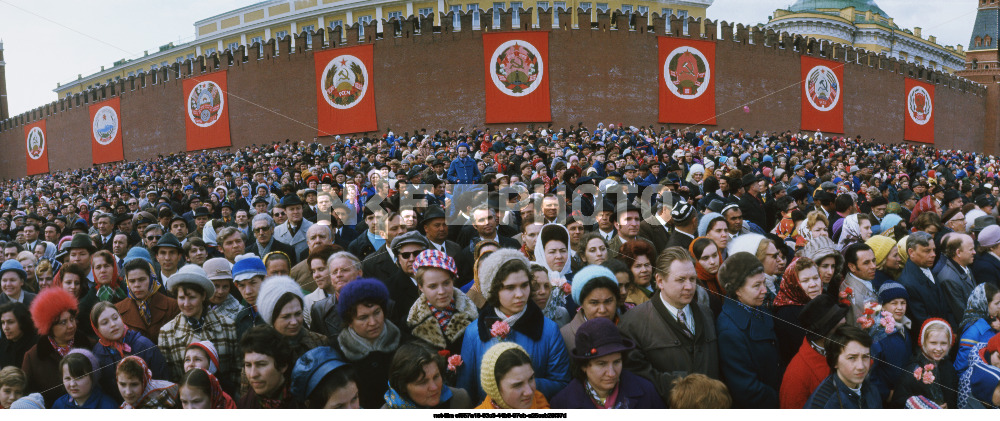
[764, 0, 965, 73]
[54, 0, 711, 98]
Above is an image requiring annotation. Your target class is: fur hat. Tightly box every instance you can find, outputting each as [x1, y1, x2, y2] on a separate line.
[480, 342, 529, 409]
[30, 286, 78, 335]
[256, 276, 304, 325]
[186, 340, 220, 374]
[477, 249, 530, 302]
[801, 236, 843, 271]
[571, 264, 618, 304]
[718, 252, 764, 296]
[166, 264, 216, 297]
[336, 278, 390, 321]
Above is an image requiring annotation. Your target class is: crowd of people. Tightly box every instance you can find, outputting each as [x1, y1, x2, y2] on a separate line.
[0, 124, 999, 409]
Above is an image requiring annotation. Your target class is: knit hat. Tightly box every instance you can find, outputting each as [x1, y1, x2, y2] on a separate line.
[8, 393, 45, 409]
[718, 252, 764, 295]
[30, 286, 78, 335]
[256, 275, 304, 325]
[896, 235, 910, 263]
[232, 254, 266, 282]
[67, 348, 100, 382]
[412, 249, 457, 276]
[801, 236, 843, 271]
[186, 340, 220, 374]
[336, 278, 390, 321]
[698, 212, 724, 237]
[203, 258, 233, 281]
[477, 249, 530, 301]
[480, 342, 529, 409]
[866, 236, 897, 267]
[981, 225, 1000, 248]
[166, 264, 216, 297]
[726, 233, 766, 257]
[877, 282, 909, 304]
[918, 318, 953, 349]
[571, 264, 618, 304]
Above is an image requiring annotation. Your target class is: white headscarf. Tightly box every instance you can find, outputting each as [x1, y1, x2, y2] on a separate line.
[534, 223, 573, 278]
[838, 214, 863, 251]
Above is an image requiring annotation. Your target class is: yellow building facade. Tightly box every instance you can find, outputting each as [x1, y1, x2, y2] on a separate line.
[55, 0, 711, 97]
[764, 0, 965, 73]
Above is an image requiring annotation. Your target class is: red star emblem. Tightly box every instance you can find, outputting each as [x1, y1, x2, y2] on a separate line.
[340, 58, 347, 66]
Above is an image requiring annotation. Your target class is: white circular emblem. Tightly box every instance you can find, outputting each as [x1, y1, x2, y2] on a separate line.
[26, 127, 45, 160]
[490, 40, 544, 97]
[187, 81, 225, 127]
[663, 46, 711, 99]
[907, 86, 933, 126]
[92, 106, 119, 146]
[321, 55, 369, 110]
[805, 65, 840, 112]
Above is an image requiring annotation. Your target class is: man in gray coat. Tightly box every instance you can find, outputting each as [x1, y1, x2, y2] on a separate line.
[619, 247, 720, 404]
[273, 194, 313, 257]
[935, 233, 977, 323]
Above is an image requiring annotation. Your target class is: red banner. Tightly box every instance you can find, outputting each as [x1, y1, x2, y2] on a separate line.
[182, 70, 232, 151]
[315, 44, 378, 136]
[24, 120, 49, 175]
[904, 78, 935, 144]
[658, 37, 716, 125]
[483, 31, 551, 123]
[89, 97, 124, 164]
[800, 56, 844, 133]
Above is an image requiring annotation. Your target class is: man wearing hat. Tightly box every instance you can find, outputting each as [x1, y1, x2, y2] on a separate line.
[152, 233, 185, 281]
[966, 194, 997, 231]
[972, 225, 1000, 288]
[664, 202, 697, 250]
[302, 189, 319, 223]
[738, 173, 767, 230]
[274, 194, 314, 257]
[420, 206, 461, 258]
[0, 260, 36, 306]
[381, 231, 431, 326]
[64, 233, 98, 286]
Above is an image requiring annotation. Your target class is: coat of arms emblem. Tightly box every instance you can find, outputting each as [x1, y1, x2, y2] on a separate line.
[664, 47, 710, 99]
[187, 81, 224, 127]
[93, 106, 119, 145]
[908, 86, 932, 125]
[26, 127, 44, 160]
[805, 66, 840, 112]
[490, 40, 543, 97]
[321, 55, 369, 109]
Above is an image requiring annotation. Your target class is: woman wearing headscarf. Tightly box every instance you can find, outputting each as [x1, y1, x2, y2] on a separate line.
[51, 349, 118, 409]
[836, 214, 872, 252]
[474, 342, 550, 409]
[690, 237, 725, 316]
[83, 250, 127, 303]
[90, 301, 167, 402]
[254, 275, 328, 362]
[116, 256, 179, 345]
[909, 195, 938, 226]
[533, 224, 576, 312]
[177, 367, 237, 409]
[794, 211, 829, 249]
[716, 252, 783, 408]
[773, 257, 823, 366]
[22, 286, 92, 406]
[465, 239, 499, 308]
[116, 355, 178, 408]
[801, 236, 844, 298]
[891, 318, 958, 408]
[955, 283, 1000, 374]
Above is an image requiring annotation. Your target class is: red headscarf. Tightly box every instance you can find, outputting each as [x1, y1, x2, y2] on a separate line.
[92, 308, 132, 358]
[909, 195, 938, 225]
[202, 368, 237, 409]
[773, 257, 813, 308]
[689, 237, 724, 296]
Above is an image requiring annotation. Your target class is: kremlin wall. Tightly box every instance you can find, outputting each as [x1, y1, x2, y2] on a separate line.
[0, 8, 988, 180]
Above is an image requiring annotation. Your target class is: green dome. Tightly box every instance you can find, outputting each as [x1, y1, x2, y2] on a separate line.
[788, 0, 891, 19]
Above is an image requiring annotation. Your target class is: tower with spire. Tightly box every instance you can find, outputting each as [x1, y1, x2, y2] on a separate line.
[0, 40, 8, 120]
[956, 0, 1000, 155]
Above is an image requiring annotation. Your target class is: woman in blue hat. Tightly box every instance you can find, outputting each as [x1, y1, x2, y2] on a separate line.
[290, 346, 359, 409]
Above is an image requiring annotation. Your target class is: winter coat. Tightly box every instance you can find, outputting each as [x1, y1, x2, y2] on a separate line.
[840, 273, 877, 329]
[716, 300, 782, 408]
[898, 260, 956, 336]
[956, 318, 995, 374]
[779, 338, 830, 409]
[274, 218, 314, 257]
[558, 310, 587, 353]
[333, 321, 401, 409]
[804, 374, 882, 409]
[51, 387, 119, 409]
[456, 302, 571, 401]
[773, 304, 806, 367]
[869, 317, 912, 401]
[972, 252, 1000, 289]
[92, 329, 168, 402]
[21, 331, 93, 407]
[0, 331, 37, 369]
[934, 258, 977, 324]
[447, 156, 481, 184]
[407, 289, 478, 354]
[618, 296, 719, 403]
[549, 370, 665, 409]
[158, 308, 239, 384]
[890, 353, 958, 409]
[115, 291, 180, 345]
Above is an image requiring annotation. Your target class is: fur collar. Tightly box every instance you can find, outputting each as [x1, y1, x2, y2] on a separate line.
[407, 290, 478, 349]
[476, 301, 545, 342]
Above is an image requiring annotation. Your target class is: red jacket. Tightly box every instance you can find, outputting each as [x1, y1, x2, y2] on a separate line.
[779, 338, 830, 409]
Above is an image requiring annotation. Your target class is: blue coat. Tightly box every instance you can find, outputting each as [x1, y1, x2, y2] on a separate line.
[52, 386, 119, 409]
[716, 300, 783, 408]
[92, 329, 168, 401]
[956, 318, 996, 374]
[457, 302, 570, 401]
[897, 260, 955, 337]
[549, 370, 664, 409]
[972, 252, 1000, 290]
[805, 374, 882, 409]
[869, 324, 912, 401]
[447, 156, 481, 184]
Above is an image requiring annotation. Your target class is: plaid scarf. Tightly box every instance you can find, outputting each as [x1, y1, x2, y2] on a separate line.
[257, 387, 291, 409]
[127, 263, 161, 325]
[48, 336, 74, 357]
[429, 300, 457, 331]
[185, 315, 204, 331]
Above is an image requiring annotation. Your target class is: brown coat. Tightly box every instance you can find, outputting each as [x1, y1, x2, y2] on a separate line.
[618, 296, 719, 403]
[558, 310, 587, 353]
[115, 291, 180, 345]
[22, 331, 92, 407]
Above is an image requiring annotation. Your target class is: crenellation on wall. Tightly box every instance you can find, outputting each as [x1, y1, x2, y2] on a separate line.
[735, 23, 749, 45]
[720, 21, 733, 42]
[750, 26, 763, 45]
[669, 15, 684, 37]
[577, 8, 592, 30]
[704, 19, 717, 41]
[611, 11, 629, 32]
[595, 8, 610, 31]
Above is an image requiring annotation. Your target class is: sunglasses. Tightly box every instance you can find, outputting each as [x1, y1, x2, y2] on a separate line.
[146, 235, 162, 241]
[397, 249, 425, 259]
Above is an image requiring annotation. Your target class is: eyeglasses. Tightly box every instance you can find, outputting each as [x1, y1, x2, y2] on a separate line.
[397, 249, 426, 259]
[253, 226, 271, 233]
[146, 235, 162, 241]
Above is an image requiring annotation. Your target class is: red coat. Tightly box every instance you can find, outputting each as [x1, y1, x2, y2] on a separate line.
[115, 291, 180, 345]
[779, 338, 830, 409]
